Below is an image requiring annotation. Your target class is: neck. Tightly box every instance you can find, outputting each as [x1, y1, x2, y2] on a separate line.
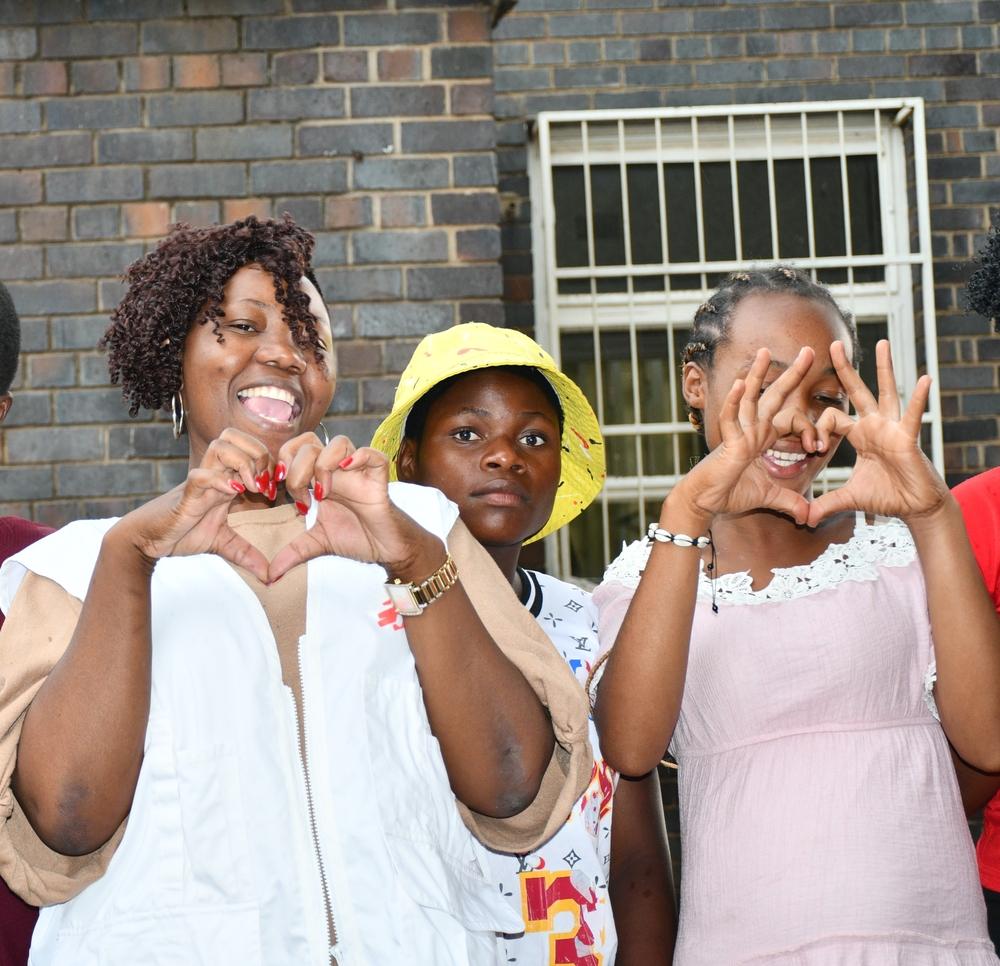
[710, 506, 813, 550]
[483, 543, 523, 591]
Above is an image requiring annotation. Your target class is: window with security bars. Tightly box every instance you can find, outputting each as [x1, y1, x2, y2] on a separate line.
[530, 99, 941, 581]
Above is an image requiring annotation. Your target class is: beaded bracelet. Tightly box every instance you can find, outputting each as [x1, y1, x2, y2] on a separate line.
[647, 523, 712, 549]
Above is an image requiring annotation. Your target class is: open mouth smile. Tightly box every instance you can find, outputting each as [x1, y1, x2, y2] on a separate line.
[237, 385, 303, 425]
[761, 447, 815, 479]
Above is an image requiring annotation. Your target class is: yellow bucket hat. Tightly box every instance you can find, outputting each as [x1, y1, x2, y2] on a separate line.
[371, 322, 605, 544]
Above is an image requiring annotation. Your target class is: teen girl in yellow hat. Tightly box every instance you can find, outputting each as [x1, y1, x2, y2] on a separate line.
[373, 322, 676, 964]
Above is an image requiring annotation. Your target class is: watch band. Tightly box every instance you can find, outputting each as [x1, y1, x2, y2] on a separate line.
[384, 553, 459, 617]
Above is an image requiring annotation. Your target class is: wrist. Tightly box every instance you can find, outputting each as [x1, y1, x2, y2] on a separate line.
[660, 486, 715, 534]
[903, 492, 960, 537]
[103, 521, 157, 578]
[383, 538, 448, 584]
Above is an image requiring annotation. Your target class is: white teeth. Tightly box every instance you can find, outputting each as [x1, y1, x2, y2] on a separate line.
[238, 386, 296, 406]
[765, 448, 807, 466]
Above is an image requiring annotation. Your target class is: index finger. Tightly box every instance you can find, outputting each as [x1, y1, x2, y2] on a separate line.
[829, 341, 877, 416]
[756, 346, 815, 423]
[873, 339, 901, 420]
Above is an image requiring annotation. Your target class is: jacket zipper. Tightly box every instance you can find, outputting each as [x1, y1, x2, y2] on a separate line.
[292, 640, 340, 964]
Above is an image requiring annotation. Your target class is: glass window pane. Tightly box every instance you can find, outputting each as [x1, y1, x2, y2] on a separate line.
[590, 165, 626, 267]
[627, 164, 663, 265]
[701, 162, 736, 286]
[737, 160, 773, 261]
[664, 163, 701, 289]
[828, 318, 887, 468]
[774, 159, 808, 259]
[848, 155, 884, 283]
[553, 167, 588, 268]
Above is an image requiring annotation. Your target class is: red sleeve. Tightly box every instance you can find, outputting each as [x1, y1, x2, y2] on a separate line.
[953, 468, 1000, 614]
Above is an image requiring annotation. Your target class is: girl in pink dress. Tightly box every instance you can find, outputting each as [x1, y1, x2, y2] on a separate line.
[592, 267, 1000, 964]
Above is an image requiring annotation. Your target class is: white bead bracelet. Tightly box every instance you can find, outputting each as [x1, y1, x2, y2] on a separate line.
[647, 522, 712, 549]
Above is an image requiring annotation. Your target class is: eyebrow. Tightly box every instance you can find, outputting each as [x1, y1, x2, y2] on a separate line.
[232, 298, 272, 311]
[741, 355, 838, 378]
[456, 406, 558, 420]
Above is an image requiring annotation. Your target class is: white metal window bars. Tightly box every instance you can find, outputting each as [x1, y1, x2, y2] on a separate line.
[529, 98, 940, 581]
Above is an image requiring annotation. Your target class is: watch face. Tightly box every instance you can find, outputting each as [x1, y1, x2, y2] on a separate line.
[385, 581, 422, 617]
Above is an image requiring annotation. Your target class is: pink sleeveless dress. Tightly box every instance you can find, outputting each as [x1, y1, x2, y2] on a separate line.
[595, 518, 997, 965]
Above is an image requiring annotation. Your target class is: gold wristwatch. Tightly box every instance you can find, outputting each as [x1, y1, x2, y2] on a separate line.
[384, 553, 459, 617]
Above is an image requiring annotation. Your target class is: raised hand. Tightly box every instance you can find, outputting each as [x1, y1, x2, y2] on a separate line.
[674, 346, 817, 526]
[807, 340, 947, 527]
[271, 437, 444, 582]
[117, 428, 271, 581]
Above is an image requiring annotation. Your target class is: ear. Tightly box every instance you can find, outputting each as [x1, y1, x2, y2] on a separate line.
[682, 362, 707, 413]
[396, 437, 419, 483]
[0, 392, 12, 424]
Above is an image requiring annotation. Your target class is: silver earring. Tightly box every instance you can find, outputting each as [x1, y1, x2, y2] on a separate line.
[317, 420, 330, 446]
[171, 392, 185, 439]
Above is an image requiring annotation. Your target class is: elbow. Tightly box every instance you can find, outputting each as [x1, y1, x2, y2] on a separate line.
[17, 782, 112, 857]
[486, 740, 554, 819]
[606, 749, 664, 780]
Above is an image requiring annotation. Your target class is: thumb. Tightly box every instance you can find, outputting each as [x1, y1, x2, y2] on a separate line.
[807, 487, 857, 528]
[212, 527, 271, 584]
[763, 487, 811, 527]
[268, 527, 329, 583]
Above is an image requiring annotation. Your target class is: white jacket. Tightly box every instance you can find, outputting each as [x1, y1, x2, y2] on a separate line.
[0, 485, 526, 966]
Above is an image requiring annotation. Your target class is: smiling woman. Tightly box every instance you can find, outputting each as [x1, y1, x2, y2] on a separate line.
[0, 218, 592, 966]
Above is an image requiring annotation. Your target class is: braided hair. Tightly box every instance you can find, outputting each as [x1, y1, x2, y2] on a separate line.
[102, 215, 326, 418]
[966, 220, 1000, 331]
[0, 281, 21, 396]
[681, 266, 859, 431]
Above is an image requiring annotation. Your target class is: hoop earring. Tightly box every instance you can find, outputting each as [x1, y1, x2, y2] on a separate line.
[317, 420, 330, 446]
[171, 392, 185, 439]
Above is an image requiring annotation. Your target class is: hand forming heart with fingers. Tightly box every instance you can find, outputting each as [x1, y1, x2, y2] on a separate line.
[805, 340, 947, 528]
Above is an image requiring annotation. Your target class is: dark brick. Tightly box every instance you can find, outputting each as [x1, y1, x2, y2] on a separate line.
[0, 26, 36, 58]
[458, 301, 504, 326]
[695, 61, 764, 84]
[431, 191, 500, 225]
[71, 60, 119, 93]
[962, 393, 1000, 416]
[311, 231, 348, 266]
[251, 161, 348, 195]
[351, 85, 445, 117]
[834, 2, 902, 26]
[73, 206, 121, 240]
[0, 101, 41, 133]
[0, 467, 53, 500]
[108, 424, 186, 459]
[325, 195, 373, 229]
[555, 65, 621, 87]
[55, 388, 133, 424]
[148, 91, 243, 126]
[925, 26, 960, 47]
[767, 58, 831, 81]
[532, 42, 565, 65]
[910, 53, 977, 76]
[273, 52, 319, 86]
[873, 80, 944, 100]
[0, 1, 83, 24]
[51, 315, 112, 350]
[197, 125, 292, 161]
[692, 7, 759, 30]
[58, 462, 155, 497]
[495, 69, 551, 93]
[249, 87, 346, 121]
[361, 377, 398, 414]
[978, 339, 1000, 362]
[323, 50, 368, 82]
[943, 417, 997, 442]
[149, 163, 245, 199]
[379, 195, 426, 228]
[47, 242, 143, 279]
[188, 0, 281, 11]
[357, 302, 452, 337]
[928, 156, 981, 180]
[816, 32, 851, 52]
[400, 120, 494, 154]
[220, 52, 267, 87]
[547, 12, 615, 36]
[46, 96, 141, 131]
[299, 122, 393, 158]
[2, 392, 52, 427]
[495, 43, 530, 65]
[904, 1, 975, 23]
[926, 105, 979, 128]
[451, 83, 493, 115]
[431, 45, 491, 79]
[407, 265, 502, 299]
[0, 132, 90, 168]
[454, 154, 497, 187]
[5, 280, 95, 316]
[273, 196, 323, 229]
[353, 157, 449, 190]
[25, 352, 76, 388]
[852, 29, 885, 51]
[0, 171, 39, 205]
[946, 77, 1000, 101]
[47, 168, 142, 203]
[886, 27, 922, 50]
[710, 34, 743, 57]
[624, 64, 694, 86]
[20, 60, 67, 95]
[315, 267, 403, 302]
[40, 22, 135, 57]
[840, 53, 905, 77]
[0, 210, 14, 242]
[244, 15, 340, 50]
[141, 18, 237, 53]
[123, 55, 171, 91]
[962, 25, 994, 48]
[98, 130, 192, 164]
[343, 12, 440, 46]
[601, 39, 634, 60]
[353, 230, 448, 264]
[80, 352, 113, 385]
[456, 227, 501, 261]
[0, 244, 41, 279]
[953, 181, 1000, 203]
[493, 14, 547, 40]
[90, 0, 184, 15]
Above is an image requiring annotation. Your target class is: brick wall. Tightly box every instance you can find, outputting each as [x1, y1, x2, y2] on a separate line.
[0, 0, 503, 526]
[492, 0, 1000, 483]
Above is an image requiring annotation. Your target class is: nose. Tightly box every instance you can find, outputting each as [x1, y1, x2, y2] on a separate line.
[483, 435, 524, 472]
[255, 325, 307, 373]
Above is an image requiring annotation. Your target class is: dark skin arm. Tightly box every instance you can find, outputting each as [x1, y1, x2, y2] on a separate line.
[952, 750, 1000, 817]
[608, 770, 676, 963]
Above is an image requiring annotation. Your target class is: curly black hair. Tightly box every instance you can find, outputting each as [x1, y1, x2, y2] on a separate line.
[966, 219, 1000, 332]
[0, 280, 21, 396]
[102, 215, 326, 418]
[680, 266, 860, 430]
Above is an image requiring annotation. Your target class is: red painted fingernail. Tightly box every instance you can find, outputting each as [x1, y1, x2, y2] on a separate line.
[229, 480, 246, 493]
[256, 470, 270, 493]
[268, 479, 278, 502]
[313, 482, 324, 501]
[295, 500, 309, 515]
[274, 462, 287, 483]
[339, 455, 353, 469]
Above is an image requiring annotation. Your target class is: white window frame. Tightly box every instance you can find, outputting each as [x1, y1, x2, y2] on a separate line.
[528, 98, 941, 579]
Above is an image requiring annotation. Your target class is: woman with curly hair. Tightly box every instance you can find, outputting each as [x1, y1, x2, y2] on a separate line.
[952, 217, 1000, 953]
[0, 216, 591, 965]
